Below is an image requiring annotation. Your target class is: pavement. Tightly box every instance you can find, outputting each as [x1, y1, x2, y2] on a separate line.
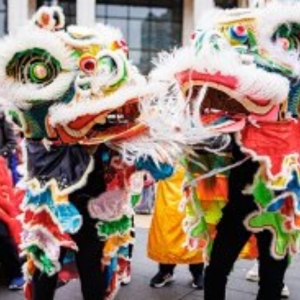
[1, 214, 299, 300]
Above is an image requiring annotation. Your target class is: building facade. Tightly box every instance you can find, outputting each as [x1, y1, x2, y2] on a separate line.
[2, 0, 274, 73]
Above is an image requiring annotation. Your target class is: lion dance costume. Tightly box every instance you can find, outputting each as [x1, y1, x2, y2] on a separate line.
[0, 5, 191, 300]
[147, 4, 300, 299]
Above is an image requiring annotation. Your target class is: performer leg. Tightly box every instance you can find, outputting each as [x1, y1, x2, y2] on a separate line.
[71, 199, 106, 300]
[0, 221, 22, 282]
[159, 263, 176, 274]
[150, 263, 176, 288]
[31, 248, 68, 300]
[256, 230, 288, 300]
[189, 262, 204, 278]
[189, 263, 204, 289]
[31, 271, 59, 300]
[204, 202, 253, 300]
[72, 231, 106, 300]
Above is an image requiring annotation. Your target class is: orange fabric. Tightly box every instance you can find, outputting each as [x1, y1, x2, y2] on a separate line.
[239, 235, 258, 260]
[195, 175, 228, 201]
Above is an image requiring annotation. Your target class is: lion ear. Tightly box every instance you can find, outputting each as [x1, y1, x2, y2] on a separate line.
[32, 5, 65, 31]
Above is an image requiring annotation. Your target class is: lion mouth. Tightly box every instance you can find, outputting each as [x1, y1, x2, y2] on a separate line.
[93, 101, 140, 130]
[200, 88, 249, 115]
[54, 99, 146, 144]
[177, 70, 280, 133]
[187, 86, 249, 133]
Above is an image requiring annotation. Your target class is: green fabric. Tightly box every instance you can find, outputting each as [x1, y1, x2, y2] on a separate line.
[131, 194, 141, 208]
[190, 216, 207, 238]
[96, 215, 132, 240]
[186, 153, 231, 176]
[19, 85, 75, 138]
[247, 211, 289, 258]
[27, 245, 56, 276]
[253, 176, 274, 208]
[8, 109, 23, 128]
[22, 101, 53, 138]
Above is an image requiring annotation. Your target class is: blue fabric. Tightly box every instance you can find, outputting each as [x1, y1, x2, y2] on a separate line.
[8, 153, 20, 185]
[105, 256, 117, 288]
[267, 172, 300, 214]
[25, 188, 82, 234]
[135, 157, 173, 180]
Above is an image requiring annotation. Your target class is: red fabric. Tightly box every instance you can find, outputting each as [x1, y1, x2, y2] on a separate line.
[0, 156, 24, 245]
[23, 209, 76, 249]
[239, 120, 300, 178]
[175, 70, 238, 89]
[144, 173, 154, 187]
[58, 261, 78, 282]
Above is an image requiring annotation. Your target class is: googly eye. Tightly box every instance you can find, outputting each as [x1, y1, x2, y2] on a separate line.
[97, 50, 128, 91]
[79, 55, 97, 75]
[229, 25, 248, 44]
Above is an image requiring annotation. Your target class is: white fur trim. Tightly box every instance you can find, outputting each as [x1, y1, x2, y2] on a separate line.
[48, 79, 147, 126]
[150, 44, 289, 105]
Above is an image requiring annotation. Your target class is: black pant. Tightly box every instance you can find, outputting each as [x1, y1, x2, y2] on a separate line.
[159, 262, 204, 278]
[31, 199, 106, 300]
[204, 198, 288, 300]
[0, 221, 22, 282]
[32, 148, 107, 300]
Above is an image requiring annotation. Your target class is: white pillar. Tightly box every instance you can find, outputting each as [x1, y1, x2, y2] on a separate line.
[182, 0, 215, 46]
[182, 0, 194, 45]
[193, 0, 215, 27]
[77, 0, 95, 26]
[28, 0, 38, 17]
[8, 0, 31, 33]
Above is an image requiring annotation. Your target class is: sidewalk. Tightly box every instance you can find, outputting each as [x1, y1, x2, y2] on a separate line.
[1, 214, 299, 300]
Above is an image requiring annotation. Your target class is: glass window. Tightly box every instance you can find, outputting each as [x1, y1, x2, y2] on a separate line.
[214, 0, 238, 8]
[96, 4, 106, 17]
[107, 5, 128, 17]
[96, 0, 183, 74]
[96, 17, 106, 24]
[108, 18, 128, 39]
[0, 0, 6, 11]
[0, 0, 7, 37]
[129, 50, 142, 66]
[129, 6, 150, 19]
[149, 21, 172, 51]
[151, 8, 171, 21]
[129, 20, 143, 48]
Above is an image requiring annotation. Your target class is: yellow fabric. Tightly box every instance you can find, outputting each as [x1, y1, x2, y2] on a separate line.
[102, 233, 133, 265]
[201, 200, 226, 225]
[148, 165, 257, 263]
[148, 166, 203, 264]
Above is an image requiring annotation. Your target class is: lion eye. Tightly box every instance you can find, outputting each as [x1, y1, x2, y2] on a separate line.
[97, 51, 128, 91]
[6, 48, 62, 85]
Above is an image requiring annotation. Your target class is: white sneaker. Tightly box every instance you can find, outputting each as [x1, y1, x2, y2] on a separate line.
[246, 263, 289, 298]
[246, 262, 259, 282]
[281, 284, 290, 299]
